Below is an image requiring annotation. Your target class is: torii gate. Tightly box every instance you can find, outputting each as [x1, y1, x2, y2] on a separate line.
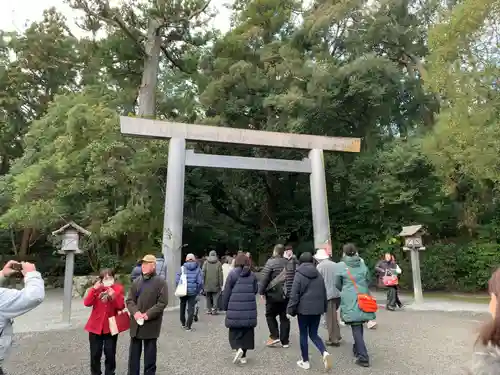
[120, 116, 361, 304]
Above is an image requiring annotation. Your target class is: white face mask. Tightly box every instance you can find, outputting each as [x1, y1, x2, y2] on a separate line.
[103, 278, 114, 287]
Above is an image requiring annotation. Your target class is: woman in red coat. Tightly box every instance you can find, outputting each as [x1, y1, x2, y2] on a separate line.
[84, 268, 125, 375]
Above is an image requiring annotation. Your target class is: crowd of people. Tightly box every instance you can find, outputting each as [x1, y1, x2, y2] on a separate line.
[170, 243, 392, 370]
[2, 242, 500, 375]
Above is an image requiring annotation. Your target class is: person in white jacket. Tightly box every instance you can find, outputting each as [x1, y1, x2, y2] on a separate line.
[0, 260, 45, 374]
[221, 257, 234, 290]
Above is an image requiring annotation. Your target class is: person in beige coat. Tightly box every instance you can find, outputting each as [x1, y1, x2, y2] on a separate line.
[222, 257, 234, 290]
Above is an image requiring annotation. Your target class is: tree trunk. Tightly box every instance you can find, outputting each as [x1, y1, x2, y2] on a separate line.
[137, 19, 162, 117]
[19, 228, 32, 258]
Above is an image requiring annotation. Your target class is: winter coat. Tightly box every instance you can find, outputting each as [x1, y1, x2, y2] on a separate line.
[287, 263, 327, 316]
[375, 260, 397, 275]
[316, 258, 341, 300]
[126, 274, 168, 339]
[84, 283, 125, 335]
[202, 252, 223, 293]
[285, 257, 298, 297]
[222, 266, 258, 328]
[222, 263, 233, 290]
[335, 255, 376, 324]
[0, 272, 44, 363]
[259, 256, 293, 296]
[375, 259, 400, 287]
[175, 261, 203, 296]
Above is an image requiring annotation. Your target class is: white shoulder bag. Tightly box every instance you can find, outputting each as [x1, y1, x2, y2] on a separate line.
[175, 266, 188, 297]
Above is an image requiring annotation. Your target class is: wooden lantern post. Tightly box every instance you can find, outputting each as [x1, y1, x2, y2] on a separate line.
[399, 225, 426, 305]
[52, 222, 91, 325]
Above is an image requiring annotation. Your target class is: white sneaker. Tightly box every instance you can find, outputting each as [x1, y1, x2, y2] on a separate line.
[297, 360, 311, 370]
[339, 321, 346, 326]
[233, 348, 244, 364]
[240, 358, 247, 364]
[282, 342, 289, 348]
[323, 352, 333, 370]
[367, 320, 377, 329]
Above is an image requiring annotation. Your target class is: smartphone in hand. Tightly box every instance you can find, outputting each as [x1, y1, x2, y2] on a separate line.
[10, 263, 23, 272]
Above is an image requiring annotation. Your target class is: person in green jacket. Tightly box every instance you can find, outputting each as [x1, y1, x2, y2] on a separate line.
[202, 251, 223, 314]
[335, 243, 375, 368]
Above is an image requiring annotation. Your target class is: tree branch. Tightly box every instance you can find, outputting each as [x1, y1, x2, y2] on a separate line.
[208, 184, 258, 229]
[188, 0, 212, 20]
[160, 45, 190, 73]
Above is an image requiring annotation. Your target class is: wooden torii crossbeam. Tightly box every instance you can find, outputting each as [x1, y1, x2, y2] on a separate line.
[120, 116, 361, 305]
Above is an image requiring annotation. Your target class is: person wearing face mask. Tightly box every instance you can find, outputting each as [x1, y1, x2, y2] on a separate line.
[283, 246, 298, 300]
[84, 268, 125, 375]
[127, 255, 168, 375]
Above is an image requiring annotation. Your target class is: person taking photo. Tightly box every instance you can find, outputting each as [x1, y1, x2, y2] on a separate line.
[0, 260, 45, 374]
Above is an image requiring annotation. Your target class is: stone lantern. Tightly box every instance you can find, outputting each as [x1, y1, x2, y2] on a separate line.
[52, 222, 91, 325]
[398, 224, 426, 304]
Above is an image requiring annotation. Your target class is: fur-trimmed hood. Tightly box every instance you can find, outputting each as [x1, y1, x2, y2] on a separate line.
[470, 344, 500, 375]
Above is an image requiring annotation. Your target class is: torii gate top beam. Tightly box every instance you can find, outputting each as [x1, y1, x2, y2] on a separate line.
[120, 117, 361, 153]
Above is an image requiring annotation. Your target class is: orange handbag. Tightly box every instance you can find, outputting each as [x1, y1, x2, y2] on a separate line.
[346, 268, 378, 313]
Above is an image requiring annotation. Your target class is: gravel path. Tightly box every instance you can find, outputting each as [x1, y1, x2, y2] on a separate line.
[5, 305, 485, 375]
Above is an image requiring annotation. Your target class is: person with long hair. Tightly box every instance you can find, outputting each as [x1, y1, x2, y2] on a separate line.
[222, 253, 258, 365]
[471, 268, 500, 374]
[84, 268, 125, 375]
[391, 255, 403, 308]
[287, 252, 332, 370]
[375, 253, 401, 311]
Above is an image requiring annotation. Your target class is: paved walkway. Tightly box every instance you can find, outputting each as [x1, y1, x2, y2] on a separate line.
[371, 291, 489, 313]
[12, 289, 489, 333]
[5, 291, 488, 375]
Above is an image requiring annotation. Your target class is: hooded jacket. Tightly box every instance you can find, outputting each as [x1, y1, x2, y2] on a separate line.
[287, 262, 327, 316]
[0, 272, 45, 363]
[175, 261, 203, 296]
[222, 266, 258, 328]
[335, 255, 376, 323]
[202, 251, 223, 293]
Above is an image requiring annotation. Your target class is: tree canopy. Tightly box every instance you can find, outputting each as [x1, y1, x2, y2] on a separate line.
[0, 0, 498, 291]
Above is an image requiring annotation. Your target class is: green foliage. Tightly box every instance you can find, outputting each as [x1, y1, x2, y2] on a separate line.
[0, 0, 498, 292]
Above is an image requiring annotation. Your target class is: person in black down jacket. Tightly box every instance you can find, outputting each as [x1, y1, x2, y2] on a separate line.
[259, 244, 294, 347]
[287, 252, 332, 371]
[222, 253, 258, 365]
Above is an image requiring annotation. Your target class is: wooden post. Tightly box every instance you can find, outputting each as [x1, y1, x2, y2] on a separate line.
[410, 247, 424, 304]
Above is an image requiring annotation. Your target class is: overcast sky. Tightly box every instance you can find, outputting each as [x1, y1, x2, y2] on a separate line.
[0, 0, 232, 35]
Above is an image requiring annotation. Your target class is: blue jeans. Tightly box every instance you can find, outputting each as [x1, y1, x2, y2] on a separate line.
[351, 324, 369, 362]
[297, 314, 327, 362]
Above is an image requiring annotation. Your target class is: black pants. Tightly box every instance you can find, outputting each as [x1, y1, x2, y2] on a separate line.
[395, 286, 403, 307]
[180, 295, 197, 328]
[128, 337, 157, 375]
[386, 286, 397, 309]
[265, 300, 290, 345]
[89, 332, 118, 375]
[351, 324, 369, 363]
